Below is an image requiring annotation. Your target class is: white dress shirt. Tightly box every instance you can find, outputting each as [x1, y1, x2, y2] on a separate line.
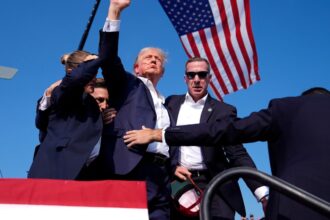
[176, 93, 208, 170]
[138, 77, 170, 157]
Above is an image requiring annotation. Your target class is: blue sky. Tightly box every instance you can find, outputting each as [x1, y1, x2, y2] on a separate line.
[1, 0, 330, 219]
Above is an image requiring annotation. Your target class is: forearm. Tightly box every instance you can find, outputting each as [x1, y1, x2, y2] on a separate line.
[108, 3, 121, 20]
[152, 129, 163, 142]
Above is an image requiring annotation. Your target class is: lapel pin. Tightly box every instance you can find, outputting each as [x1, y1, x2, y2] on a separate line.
[208, 108, 212, 112]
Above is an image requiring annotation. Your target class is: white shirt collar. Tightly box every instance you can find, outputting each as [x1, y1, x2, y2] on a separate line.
[184, 92, 208, 106]
[138, 76, 165, 103]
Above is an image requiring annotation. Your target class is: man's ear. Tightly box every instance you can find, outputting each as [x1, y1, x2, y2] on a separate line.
[133, 63, 139, 75]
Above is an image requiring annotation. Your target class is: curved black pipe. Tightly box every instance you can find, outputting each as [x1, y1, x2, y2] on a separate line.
[200, 167, 330, 219]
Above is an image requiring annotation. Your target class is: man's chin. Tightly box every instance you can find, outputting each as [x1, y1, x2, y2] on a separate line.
[145, 69, 162, 75]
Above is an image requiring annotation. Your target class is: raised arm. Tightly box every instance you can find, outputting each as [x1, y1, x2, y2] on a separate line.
[100, 0, 131, 108]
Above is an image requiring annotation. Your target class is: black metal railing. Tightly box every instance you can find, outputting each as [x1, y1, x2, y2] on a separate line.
[200, 167, 330, 220]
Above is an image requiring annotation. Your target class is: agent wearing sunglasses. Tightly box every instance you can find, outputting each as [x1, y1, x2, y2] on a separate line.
[124, 57, 268, 220]
[184, 63, 212, 103]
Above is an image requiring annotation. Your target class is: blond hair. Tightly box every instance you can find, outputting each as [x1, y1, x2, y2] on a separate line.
[61, 50, 93, 73]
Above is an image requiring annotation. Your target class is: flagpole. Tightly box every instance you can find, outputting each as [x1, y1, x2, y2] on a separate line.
[78, 0, 102, 50]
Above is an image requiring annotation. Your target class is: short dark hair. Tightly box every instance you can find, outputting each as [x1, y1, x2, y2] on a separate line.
[301, 87, 330, 96]
[185, 57, 210, 73]
[94, 78, 106, 89]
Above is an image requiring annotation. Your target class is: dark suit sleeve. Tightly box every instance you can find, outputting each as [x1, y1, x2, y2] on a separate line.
[217, 104, 264, 192]
[35, 98, 49, 131]
[35, 98, 51, 143]
[100, 31, 128, 109]
[51, 30, 113, 108]
[224, 144, 264, 193]
[165, 105, 274, 146]
[51, 58, 102, 108]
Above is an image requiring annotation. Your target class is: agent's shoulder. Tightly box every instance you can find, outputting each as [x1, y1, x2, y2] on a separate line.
[165, 94, 185, 105]
[209, 96, 236, 111]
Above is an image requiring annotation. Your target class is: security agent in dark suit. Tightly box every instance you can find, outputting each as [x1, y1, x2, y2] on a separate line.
[99, 1, 172, 219]
[33, 78, 114, 160]
[166, 57, 268, 220]
[28, 51, 103, 179]
[162, 87, 330, 220]
[28, 7, 117, 179]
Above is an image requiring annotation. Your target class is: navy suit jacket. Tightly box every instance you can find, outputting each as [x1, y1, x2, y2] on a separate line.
[28, 32, 112, 179]
[166, 94, 262, 216]
[100, 31, 165, 175]
[165, 94, 330, 220]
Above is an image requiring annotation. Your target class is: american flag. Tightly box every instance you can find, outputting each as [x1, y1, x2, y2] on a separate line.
[159, 0, 260, 99]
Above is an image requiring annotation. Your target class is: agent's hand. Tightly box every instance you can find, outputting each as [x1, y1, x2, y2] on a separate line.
[102, 107, 117, 124]
[124, 126, 162, 147]
[83, 54, 98, 62]
[45, 80, 62, 97]
[174, 166, 192, 181]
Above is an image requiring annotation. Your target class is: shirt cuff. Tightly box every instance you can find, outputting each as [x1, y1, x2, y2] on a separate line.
[103, 18, 120, 32]
[254, 186, 269, 202]
[162, 127, 168, 146]
[38, 90, 51, 111]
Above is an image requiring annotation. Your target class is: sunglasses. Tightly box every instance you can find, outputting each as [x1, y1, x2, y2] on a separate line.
[185, 71, 209, 79]
[95, 97, 109, 104]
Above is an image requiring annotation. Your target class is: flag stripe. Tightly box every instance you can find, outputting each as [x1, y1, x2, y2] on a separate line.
[210, 26, 237, 92]
[209, 81, 223, 101]
[187, 33, 201, 57]
[0, 178, 147, 208]
[216, 0, 248, 89]
[237, 0, 256, 83]
[222, 0, 250, 87]
[204, 27, 232, 95]
[244, 0, 260, 81]
[210, 0, 243, 92]
[230, 0, 253, 85]
[180, 37, 193, 58]
[199, 29, 229, 94]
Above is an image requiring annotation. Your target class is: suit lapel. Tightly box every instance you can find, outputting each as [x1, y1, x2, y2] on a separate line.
[166, 95, 185, 162]
[167, 96, 185, 124]
[200, 95, 217, 160]
[200, 95, 215, 123]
